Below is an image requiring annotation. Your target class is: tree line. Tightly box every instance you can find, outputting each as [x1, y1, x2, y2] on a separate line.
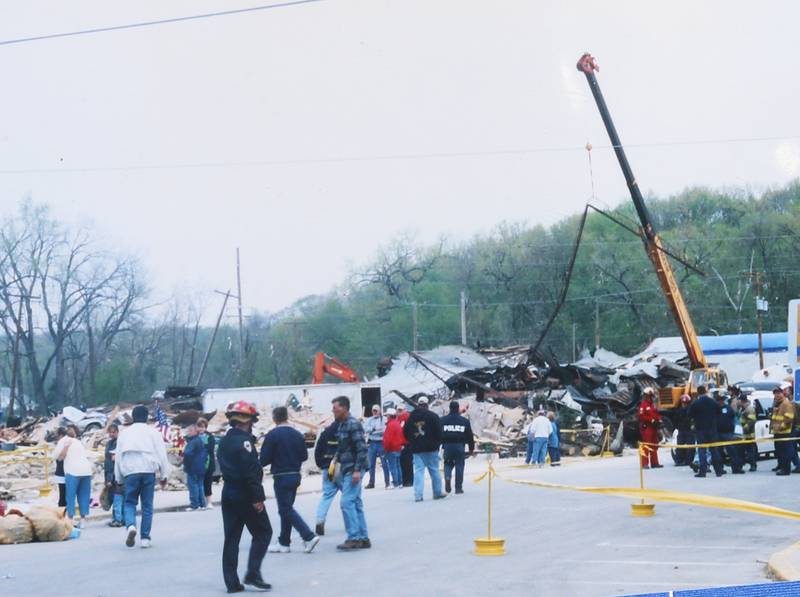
[2, 180, 799, 414]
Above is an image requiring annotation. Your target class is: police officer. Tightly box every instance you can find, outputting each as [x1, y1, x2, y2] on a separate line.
[218, 401, 272, 593]
[674, 395, 695, 466]
[439, 400, 475, 494]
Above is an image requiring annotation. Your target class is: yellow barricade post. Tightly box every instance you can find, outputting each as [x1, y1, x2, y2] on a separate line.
[601, 426, 614, 458]
[39, 444, 53, 497]
[630, 444, 655, 517]
[474, 456, 506, 556]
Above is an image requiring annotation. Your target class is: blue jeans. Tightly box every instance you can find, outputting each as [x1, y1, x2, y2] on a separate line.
[413, 452, 443, 500]
[65, 474, 91, 520]
[367, 442, 389, 487]
[274, 473, 314, 546]
[340, 473, 368, 541]
[187, 472, 206, 509]
[525, 438, 535, 464]
[315, 474, 341, 523]
[695, 430, 723, 475]
[385, 451, 402, 487]
[112, 492, 124, 522]
[124, 472, 155, 539]
[532, 437, 548, 465]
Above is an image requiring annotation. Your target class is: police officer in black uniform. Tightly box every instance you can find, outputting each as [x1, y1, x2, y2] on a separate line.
[218, 401, 272, 593]
[439, 400, 475, 494]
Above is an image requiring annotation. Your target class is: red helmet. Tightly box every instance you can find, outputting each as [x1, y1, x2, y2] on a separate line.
[226, 400, 258, 422]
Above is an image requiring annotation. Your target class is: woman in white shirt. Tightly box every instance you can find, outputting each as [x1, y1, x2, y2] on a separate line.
[55, 426, 94, 528]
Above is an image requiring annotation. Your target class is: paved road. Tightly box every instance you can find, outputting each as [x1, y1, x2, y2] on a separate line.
[3, 452, 798, 596]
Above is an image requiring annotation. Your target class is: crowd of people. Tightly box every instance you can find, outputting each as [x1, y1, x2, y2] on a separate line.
[642, 382, 800, 478]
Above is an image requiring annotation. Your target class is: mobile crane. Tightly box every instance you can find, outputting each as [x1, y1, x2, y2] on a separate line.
[576, 53, 728, 411]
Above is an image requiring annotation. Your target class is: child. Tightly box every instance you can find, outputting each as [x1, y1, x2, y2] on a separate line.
[104, 424, 125, 526]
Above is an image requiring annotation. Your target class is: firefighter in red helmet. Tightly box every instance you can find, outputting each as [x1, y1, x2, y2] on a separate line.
[218, 401, 272, 593]
[638, 387, 663, 469]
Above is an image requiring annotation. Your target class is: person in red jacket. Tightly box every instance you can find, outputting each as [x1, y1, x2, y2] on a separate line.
[382, 409, 405, 488]
[639, 387, 663, 469]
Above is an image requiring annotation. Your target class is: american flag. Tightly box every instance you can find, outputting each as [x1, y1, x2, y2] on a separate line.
[155, 402, 170, 442]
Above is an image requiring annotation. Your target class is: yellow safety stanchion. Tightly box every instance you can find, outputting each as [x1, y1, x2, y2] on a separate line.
[630, 444, 655, 517]
[39, 444, 53, 497]
[601, 426, 614, 458]
[473, 457, 506, 556]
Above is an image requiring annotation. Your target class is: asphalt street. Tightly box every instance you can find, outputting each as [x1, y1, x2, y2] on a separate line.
[3, 452, 799, 597]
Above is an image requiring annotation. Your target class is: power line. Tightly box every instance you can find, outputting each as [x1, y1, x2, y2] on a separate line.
[0, 0, 326, 47]
[1, 134, 799, 174]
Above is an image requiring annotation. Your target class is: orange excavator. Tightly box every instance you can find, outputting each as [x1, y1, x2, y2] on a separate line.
[311, 352, 359, 384]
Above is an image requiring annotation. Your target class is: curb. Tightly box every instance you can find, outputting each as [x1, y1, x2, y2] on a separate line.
[768, 540, 800, 580]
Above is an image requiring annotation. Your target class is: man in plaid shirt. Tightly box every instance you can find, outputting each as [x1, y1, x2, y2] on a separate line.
[331, 396, 370, 551]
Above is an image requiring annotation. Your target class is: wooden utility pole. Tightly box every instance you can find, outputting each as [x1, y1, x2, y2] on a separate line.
[594, 300, 600, 350]
[749, 271, 768, 370]
[236, 248, 245, 367]
[412, 302, 418, 351]
[460, 290, 467, 345]
[195, 290, 231, 387]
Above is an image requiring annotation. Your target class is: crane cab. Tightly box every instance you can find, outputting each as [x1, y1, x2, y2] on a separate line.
[657, 367, 729, 409]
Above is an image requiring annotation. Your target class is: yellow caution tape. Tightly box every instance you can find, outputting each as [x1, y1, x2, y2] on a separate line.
[643, 435, 796, 451]
[499, 476, 800, 521]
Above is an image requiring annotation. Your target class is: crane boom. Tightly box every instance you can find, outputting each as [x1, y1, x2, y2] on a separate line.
[576, 53, 707, 370]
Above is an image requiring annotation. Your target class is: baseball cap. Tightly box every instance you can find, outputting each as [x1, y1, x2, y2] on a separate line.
[417, 397, 429, 405]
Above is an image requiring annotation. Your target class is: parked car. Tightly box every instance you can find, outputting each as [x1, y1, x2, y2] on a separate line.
[61, 406, 108, 436]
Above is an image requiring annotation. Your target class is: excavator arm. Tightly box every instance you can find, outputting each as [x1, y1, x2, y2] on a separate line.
[576, 53, 707, 370]
[312, 352, 359, 384]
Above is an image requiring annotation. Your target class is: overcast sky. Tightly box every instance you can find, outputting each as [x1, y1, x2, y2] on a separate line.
[0, 1, 797, 321]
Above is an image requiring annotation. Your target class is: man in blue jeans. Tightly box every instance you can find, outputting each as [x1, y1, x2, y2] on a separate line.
[114, 405, 171, 549]
[313, 419, 341, 536]
[403, 397, 446, 502]
[260, 406, 320, 554]
[331, 396, 371, 551]
[363, 405, 389, 489]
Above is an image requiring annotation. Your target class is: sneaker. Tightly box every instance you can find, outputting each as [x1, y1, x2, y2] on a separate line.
[242, 573, 272, 591]
[444, 479, 452, 494]
[433, 493, 447, 500]
[365, 483, 375, 489]
[184, 507, 198, 512]
[336, 539, 360, 551]
[455, 488, 464, 494]
[315, 521, 325, 536]
[140, 538, 152, 549]
[303, 535, 320, 554]
[268, 543, 290, 553]
[357, 538, 372, 549]
[414, 497, 423, 502]
[205, 502, 214, 509]
[125, 525, 137, 548]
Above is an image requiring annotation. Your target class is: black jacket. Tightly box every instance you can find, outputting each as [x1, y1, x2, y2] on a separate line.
[673, 405, 693, 433]
[314, 421, 340, 469]
[688, 394, 721, 433]
[259, 425, 308, 475]
[717, 402, 736, 434]
[218, 427, 266, 503]
[104, 437, 117, 484]
[439, 413, 475, 452]
[403, 408, 442, 453]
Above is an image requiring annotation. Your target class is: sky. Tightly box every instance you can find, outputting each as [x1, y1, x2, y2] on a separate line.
[0, 1, 797, 321]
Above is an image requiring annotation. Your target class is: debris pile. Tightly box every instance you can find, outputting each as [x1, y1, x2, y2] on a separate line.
[0, 504, 72, 545]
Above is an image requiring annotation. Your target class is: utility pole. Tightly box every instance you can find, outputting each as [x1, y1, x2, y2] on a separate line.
[594, 299, 600, 350]
[749, 271, 768, 370]
[195, 290, 231, 387]
[412, 302, 418, 351]
[460, 290, 467, 345]
[236, 248, 245, 367]
[572, 322, 577, 362]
